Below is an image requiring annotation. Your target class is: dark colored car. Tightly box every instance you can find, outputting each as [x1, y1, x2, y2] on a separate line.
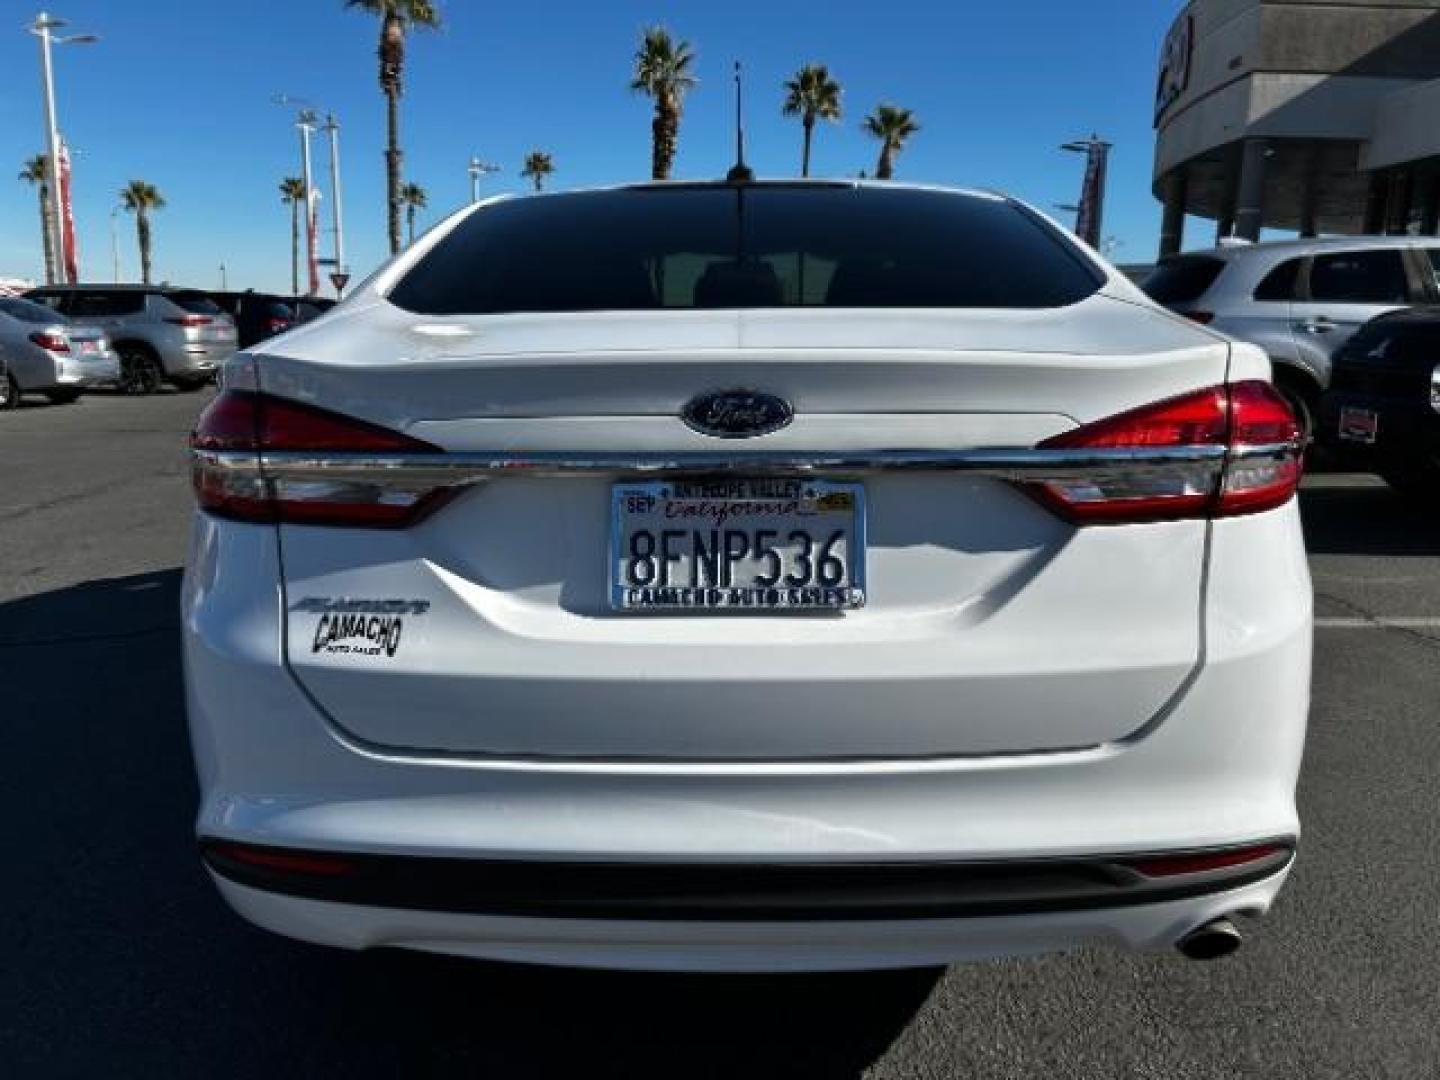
[1319, 307, 1440, 496]
[210, 291, 297, 349]
[286, 297, 335, 324]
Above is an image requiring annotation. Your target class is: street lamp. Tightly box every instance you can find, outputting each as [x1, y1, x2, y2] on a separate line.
[296, 108, 319, 296]
[109, 204, 122, 281]
[467, 156, 500, 204]
[30, 12, 98, 285]
[321, 113, 346, 294]
[275, 94, 347, 295]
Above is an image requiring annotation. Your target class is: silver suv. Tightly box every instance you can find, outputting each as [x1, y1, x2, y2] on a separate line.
[1142, 237, 1440, 434]
[25, 285, 237, 395]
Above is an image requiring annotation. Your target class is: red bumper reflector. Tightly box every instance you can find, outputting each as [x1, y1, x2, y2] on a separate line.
[1124, 843, 1288, 879]
[206, 841, 355, 877]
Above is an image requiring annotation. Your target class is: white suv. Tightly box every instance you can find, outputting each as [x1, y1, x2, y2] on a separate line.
[184, 182, 1311, 972]
[1142, 236, 1440, 435]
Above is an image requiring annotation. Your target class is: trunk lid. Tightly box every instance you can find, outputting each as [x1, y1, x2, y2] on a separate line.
[270, 297, 1228, 761]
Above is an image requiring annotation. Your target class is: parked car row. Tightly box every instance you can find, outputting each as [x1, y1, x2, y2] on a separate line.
[1142, 236, 1440, 498]
[0, 295, 120, 409]
[0, 284, 336, 408]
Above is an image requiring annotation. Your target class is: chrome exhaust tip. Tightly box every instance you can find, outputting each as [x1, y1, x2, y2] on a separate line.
[1176, 917, 1243, 961]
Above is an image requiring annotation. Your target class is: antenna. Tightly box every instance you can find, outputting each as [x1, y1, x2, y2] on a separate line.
[726, 60, 754, 184]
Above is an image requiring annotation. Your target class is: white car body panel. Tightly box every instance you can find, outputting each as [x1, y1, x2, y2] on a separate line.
[184, 183, 1310, 970]
[216, 876, 1288, 974]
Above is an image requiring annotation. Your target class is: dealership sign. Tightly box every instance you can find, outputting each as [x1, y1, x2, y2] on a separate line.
[1154, 14, 1194, 125]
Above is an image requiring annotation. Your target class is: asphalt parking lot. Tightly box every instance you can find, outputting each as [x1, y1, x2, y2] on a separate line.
[3, 390, 1439, 1079]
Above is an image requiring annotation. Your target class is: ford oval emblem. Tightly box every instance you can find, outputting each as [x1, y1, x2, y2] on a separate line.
[682, 389, 794, 439]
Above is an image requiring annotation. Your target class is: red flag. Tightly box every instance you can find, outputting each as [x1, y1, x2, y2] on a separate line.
[59, 141, 79, 284]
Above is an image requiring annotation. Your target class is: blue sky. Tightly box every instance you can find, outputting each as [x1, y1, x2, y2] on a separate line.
[0, 1, 1183, 293]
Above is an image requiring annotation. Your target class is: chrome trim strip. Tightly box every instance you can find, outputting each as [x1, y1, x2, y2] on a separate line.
[189, 444, 1252, 488]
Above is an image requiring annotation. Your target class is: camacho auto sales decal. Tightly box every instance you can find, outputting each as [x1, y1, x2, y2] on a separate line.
[289, 597, 431, 659]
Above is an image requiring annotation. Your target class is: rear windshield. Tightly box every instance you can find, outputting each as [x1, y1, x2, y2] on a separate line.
[1140, 255, 1225, 305]
[167, 290, 223, 315]
[1341, 317, 1438, 364]
[62, 292, 144, 318]
[0, 297, 66, 324]
[387, 186, 1103, 314]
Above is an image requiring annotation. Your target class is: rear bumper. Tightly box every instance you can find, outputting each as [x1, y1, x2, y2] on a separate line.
[1318, 391, 1440, 462]
[209, 869, 1292, 972]
[184, 504, 1310, 968]
[170, 344, 233, 376]
[54, 353, 120, 387]
[200, 839, 1294, 921]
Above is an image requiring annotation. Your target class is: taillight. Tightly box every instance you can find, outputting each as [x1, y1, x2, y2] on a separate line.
[29, 331, 70, 353]
[167, 314, 213, 327]
[1184, 311, 1215, 325]
[190, 390, 448, 527]
[265, 317, 292, 335]
[1031, 380, 1302, 524]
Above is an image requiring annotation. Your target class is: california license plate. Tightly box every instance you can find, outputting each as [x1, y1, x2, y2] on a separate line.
[610, 479, 866, 612]
[1339, 406, 1379, 444]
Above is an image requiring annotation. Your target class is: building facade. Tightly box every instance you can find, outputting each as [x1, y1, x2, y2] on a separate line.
[1154, 0, 1440, 256]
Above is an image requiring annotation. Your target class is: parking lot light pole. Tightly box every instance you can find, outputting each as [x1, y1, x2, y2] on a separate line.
[297, 109, 318, 297]
[323, 114, 346, 294]
[30, 13, 97, 285]
[109, 204, 121, 281]
[468, 156, 499, 204]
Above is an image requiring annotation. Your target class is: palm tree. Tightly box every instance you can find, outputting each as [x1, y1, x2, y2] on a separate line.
[400, 181, 427, 244]
[19, 156, 57, 285]
[345, 0, 440, 255]
[279, 177, 307, 295]
[862, 104, 920, 180]
[520, 151, 555, 192]
[120, 180, 165, 285]
[630, 26, 697, 181]
[782, 65, 842, 178]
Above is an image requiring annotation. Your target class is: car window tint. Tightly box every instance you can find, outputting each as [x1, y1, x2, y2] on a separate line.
[1308, 251, 1409, 304]
[168, 291, 223, 315]
[1253, 258, 1303, 302]
[1423, 250, 1440, 292]
[68, 292, 145, 317]
[1140, 255, 1225, 304]
[388, 186, 1103, 314]
[0, 297, 67, 324]
[25, 292, 69, 314]
[1342, 321, 1397, 361]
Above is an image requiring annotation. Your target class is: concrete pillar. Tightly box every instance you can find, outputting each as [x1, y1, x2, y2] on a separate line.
[1233, 139, 1269, 242]
[1420, 170, 1440, 235]
[1385, 169, 1415, 235]
[1159, 168, 1188, 258]
[1215, 144, 1239, 244]
[1363, 171, 1388, 234]
[1299, 146, 1321, 238]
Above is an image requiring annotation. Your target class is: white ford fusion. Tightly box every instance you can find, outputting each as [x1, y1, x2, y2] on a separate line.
[184, 181, 1311, 972]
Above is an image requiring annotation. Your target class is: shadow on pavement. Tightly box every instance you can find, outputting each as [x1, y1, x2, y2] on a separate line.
[1300, 484, 1440, 557]
[0, 569, 938, 1078]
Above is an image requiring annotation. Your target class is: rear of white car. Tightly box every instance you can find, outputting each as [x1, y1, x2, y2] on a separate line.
[183, 182, 1310, 972]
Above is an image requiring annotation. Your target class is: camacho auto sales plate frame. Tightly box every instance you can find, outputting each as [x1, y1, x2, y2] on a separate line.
[609, 478, 867, 613]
